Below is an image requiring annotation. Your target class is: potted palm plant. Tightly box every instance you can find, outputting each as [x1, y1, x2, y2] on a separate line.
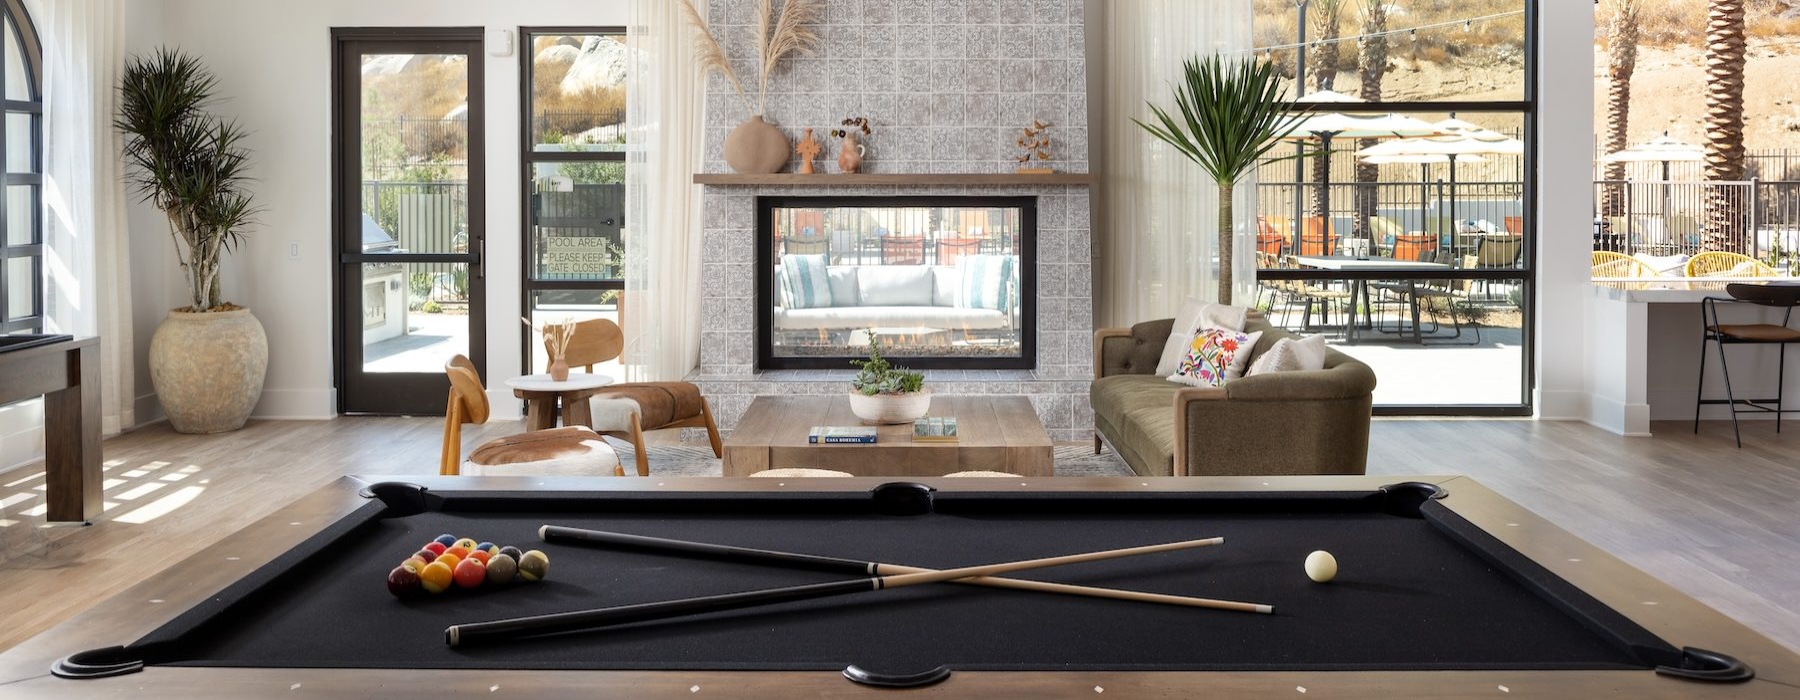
[1136, 55, 1310, 304]
[847, 334, 928, 424]
[119, 49, 267, 434]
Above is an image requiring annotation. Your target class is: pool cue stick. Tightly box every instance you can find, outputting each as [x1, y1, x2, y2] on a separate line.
[539, 525, 1271, 615]
[446, 535, 1227, 647]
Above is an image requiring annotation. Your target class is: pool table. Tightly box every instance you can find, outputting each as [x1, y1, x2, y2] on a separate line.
[2, 474, 1796, 699]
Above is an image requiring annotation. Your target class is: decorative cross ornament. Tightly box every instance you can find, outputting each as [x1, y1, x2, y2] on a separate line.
[795, 128, 822, 174]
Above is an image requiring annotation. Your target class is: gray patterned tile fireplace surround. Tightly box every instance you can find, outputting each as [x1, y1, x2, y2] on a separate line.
[691, 0, 1095, 441]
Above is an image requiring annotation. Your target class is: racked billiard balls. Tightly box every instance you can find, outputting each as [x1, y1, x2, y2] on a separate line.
[469, 549, 492, 565]
[423, 542, 447, 556]
[475, 541, 496, 553]
[452, 558, 486, 589]
[433, 534, 458, 547]
[498, 545, 523, 561]
[452, 538, 478, 551]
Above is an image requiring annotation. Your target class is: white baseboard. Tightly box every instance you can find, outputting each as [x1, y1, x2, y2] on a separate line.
[251, 388, 338, 420]
[0, 398, 44, 472]
[1582, 394, 1651, 437]
[1534, 389, 1585, 420]
[134, 392, 165, 427]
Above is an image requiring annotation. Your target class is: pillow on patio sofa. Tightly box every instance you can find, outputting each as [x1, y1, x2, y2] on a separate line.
[857, 265, 935, 306]
[958, 255, 1017, 311]
[780, 254, 833, 309]
[1167, 327, 1262, 388]
[1155, 299, 1250, 376]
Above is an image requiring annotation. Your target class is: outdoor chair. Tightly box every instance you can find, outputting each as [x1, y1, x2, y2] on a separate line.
[1298, 217, 1335, 256]
[1255, 217, 1286, 256]
[881, 236, 926, 265]
[1392, 233, 1438, 263]
[1590, 251, 1660, 289]
[935, 238, 983, 267]
[440, 355, 623, 477]
[1696, 283, 1800, 447]
[1686, 251, 1779, 279]
[561, 318, 724, 477]
[1504, 216, 1524, 235]
[782, 237, 829, 258]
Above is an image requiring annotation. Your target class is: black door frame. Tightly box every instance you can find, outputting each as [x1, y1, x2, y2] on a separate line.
[331, 27, 487, 415]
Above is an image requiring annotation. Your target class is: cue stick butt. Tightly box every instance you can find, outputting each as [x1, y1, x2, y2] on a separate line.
[538, 524, 549, 541]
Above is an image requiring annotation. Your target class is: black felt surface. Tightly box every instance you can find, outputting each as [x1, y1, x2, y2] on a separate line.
[151, 491, 1668, 674]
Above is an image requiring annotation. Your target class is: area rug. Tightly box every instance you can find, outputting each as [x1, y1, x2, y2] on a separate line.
[609, 440, 1135, 478]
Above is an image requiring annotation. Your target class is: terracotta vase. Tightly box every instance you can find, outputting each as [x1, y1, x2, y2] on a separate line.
[548, 357, 570, 382]
[148, 307, 269, 434]
[837, 133, 865, 174]
[723, 115, 790, 174]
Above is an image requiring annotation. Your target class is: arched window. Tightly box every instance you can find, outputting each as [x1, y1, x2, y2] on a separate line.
[0, 0, 40, 334]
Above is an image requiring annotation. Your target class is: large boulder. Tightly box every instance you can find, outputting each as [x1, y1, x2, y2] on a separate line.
[559, 36, 628, 95]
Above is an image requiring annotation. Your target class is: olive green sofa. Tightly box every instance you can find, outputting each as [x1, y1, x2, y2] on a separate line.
[1090, 316, 1376, 477]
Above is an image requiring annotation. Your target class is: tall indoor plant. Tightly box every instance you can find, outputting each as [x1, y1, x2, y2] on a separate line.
[119, 49, 268, 434]
[1136, 55, 1308, 304]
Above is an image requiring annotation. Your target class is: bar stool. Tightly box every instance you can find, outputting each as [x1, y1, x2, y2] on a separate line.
[1695, 283, 1800, 446]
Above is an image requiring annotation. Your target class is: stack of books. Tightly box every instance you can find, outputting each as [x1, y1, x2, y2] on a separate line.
[807, 426, 878, 444]
[912, 416, 959, 443]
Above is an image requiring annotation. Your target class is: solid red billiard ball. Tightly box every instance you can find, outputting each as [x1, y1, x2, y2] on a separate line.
[387, 565, 424, 598]
[424, 542, 447, 556]
[443, 545, 471, 561]
[469, 549, 492, 565]
[452, 558, 486, 589]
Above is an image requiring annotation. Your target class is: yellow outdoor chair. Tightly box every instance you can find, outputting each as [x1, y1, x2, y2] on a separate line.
[1590, 252, 1659, 289]
[1685, 251, 1779, 279]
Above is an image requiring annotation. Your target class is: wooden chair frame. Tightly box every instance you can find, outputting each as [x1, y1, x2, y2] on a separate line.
[560, 319, 724, 476]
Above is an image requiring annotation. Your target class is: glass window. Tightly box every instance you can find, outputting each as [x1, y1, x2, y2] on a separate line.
[522, 30, 628, 375]
[0, 0, 41, 335]
[1253, 2, 1534, 412]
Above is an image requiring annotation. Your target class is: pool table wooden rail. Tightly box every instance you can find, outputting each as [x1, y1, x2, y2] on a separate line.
[0, 474, 1795, 699]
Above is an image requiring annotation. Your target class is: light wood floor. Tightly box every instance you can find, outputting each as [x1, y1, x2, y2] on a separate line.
[0, 417, 1795, 655]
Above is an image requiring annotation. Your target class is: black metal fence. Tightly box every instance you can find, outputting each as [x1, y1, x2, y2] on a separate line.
[1593, 179, 1800, 260]
[1255, 181, 1526, 244]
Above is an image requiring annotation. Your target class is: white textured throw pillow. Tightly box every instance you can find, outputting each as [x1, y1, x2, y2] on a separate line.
[1155, 300, 1251, 376]
[1247, 335, 1329, 377]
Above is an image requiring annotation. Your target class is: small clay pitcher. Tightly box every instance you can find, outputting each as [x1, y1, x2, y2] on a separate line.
[837, 133, 865, 174]
[548, 357, 570, 382]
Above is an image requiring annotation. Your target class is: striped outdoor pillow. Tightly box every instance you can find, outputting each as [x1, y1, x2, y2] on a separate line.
[780, 254, 832, 309]
[957, 254, 1016, 311]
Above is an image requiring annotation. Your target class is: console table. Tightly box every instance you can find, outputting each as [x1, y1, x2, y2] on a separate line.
[0, 337, 101, 522]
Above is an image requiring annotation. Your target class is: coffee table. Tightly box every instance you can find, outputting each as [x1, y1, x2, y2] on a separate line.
[722, 395, 1054, 477]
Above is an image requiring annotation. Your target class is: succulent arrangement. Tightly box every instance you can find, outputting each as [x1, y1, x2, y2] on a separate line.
[850, 333, 924, 396]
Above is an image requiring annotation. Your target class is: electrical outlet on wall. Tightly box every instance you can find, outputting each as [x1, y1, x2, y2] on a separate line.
[288, 241, 301, 260]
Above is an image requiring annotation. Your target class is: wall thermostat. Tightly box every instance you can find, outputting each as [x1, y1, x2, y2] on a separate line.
[487, 29, 515, 57]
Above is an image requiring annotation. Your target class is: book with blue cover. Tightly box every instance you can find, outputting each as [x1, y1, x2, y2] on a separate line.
[808, 426, 878, 444]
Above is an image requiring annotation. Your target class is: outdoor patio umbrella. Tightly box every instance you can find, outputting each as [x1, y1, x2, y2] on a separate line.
[1356, 127, 1525, 255]
[1600, 133, 1704, 240]
[1284, 111, 1443, 254]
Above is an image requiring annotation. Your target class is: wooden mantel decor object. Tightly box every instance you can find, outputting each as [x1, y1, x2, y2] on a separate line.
[0, 336, 102, 522]
[693, 173, 1096, 186]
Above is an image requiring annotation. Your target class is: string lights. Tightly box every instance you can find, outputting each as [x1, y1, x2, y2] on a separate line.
[1239, 9, 1525, 54]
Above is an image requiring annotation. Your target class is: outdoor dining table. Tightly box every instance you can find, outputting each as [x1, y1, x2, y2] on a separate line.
[1293, 255, 1451, 344]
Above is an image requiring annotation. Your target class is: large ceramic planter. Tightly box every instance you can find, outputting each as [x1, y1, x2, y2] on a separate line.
[149, 307, 269, 434]
[848, 390, 931, 425]
[723, 115, 790, 174]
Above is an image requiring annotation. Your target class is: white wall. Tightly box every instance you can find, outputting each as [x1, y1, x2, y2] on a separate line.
[129, 1, 630, 421]
[1535, 0, 1595, 419]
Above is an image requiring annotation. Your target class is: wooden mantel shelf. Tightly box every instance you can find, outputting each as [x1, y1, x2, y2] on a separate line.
[692, 172, 1095, 186]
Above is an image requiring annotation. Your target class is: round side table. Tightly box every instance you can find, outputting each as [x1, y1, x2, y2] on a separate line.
[502, 373, 615, 431]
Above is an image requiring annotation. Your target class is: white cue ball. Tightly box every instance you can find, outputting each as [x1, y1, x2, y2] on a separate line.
[1304, 550, 1338, 583]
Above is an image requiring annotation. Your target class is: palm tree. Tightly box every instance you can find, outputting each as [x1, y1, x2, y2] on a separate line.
[1307, 0, 1344, 93]
[1602, 0, 1640, 218]
[1702, 0, 1747, 250]
[1137, 56, 1310, 303]
[1352, 0, 1391, 238]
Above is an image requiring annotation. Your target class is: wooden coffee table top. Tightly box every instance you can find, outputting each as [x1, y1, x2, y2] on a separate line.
[722, 395, 1054, 478]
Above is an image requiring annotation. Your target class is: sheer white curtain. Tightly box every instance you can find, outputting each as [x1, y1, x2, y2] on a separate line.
[40, 0, 134, 433]
[1096, 0, 1255, 327]
[623, 0, 706, 381]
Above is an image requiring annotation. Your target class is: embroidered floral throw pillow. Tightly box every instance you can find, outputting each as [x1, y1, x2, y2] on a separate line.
[1167, 328, 1262, 388]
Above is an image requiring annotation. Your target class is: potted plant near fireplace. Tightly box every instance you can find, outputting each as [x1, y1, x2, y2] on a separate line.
[678, 0, 822, 174]
[119, 49, 268, 434]
[848, 334, 929, 424]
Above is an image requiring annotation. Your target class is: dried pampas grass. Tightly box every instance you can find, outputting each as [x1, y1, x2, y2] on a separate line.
[676, 0, 822, 119]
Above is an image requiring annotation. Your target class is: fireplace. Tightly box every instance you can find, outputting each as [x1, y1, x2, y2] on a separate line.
[756, 196, 1037, 370]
